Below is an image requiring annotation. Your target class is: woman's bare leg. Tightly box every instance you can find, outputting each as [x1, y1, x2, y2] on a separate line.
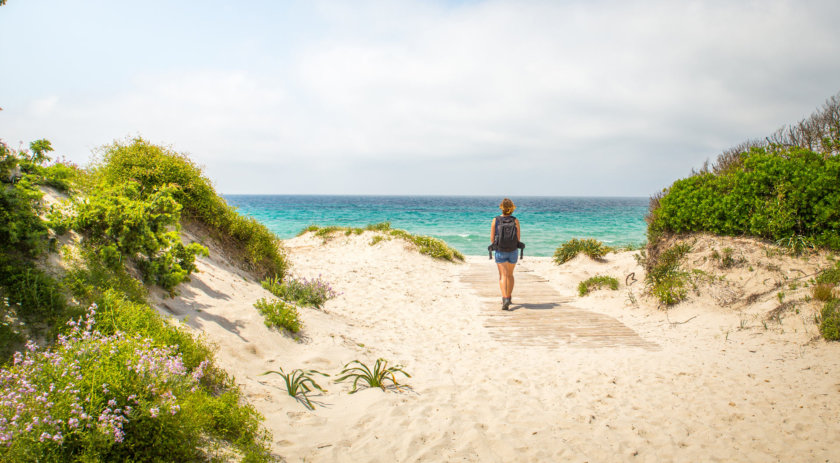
[496, 263, 506, 297]
[502, 262, 516, 298]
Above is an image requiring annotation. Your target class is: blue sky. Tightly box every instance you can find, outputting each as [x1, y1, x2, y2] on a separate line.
[2, 0, 839, 195]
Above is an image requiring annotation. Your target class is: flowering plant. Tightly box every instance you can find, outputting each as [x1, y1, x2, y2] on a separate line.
[0, 304, 216, 460]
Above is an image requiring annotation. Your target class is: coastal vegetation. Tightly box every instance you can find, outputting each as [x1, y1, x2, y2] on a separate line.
[335, 358, 411, 393]
[260, 368, 329, 410]
[0, 138, 277, 460]
[644, 93, 840, 326]
[553, 238, 611, 265]
[578, 275, 619, 296]
[254, 297, 302, 333]
[261, 274, 338, 309]
[301, 222, 465, 262]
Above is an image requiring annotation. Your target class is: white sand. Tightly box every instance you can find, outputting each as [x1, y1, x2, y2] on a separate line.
[153, 230, 840, 462]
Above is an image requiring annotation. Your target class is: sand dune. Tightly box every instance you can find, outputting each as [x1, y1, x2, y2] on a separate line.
[153, 229, 840, 462]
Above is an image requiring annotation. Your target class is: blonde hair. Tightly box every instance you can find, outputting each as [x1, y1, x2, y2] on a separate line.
[499, 198, 515, 215]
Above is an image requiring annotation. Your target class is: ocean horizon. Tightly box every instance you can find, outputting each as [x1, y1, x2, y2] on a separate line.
[224, 195, 649, 257]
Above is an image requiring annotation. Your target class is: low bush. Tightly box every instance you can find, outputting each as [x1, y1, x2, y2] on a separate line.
[262, 275, 338, 309]
[553, 238, 611, 265]
[816, 261, 840, 286]
[648, 145, 840, 251]
[254, 297, 301, 333]
[820, 299, 840, 341]
[578, 275, 619, 296]
[645, 243, 692, 306]
[0, 306, 271, 461]
[93, 138, 288, 279]
[70, 182, 208, 292]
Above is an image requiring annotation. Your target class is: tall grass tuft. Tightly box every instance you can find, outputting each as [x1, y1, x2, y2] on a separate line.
[553, 238, 612, 265]
[302, 223, 464, 262]
[578, 275, 619, 296]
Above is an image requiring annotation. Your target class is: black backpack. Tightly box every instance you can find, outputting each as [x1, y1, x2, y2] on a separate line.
[494, 215, 519, 252]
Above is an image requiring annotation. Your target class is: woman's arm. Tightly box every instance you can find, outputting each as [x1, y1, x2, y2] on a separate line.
[516, 218, 521, 241]
[490, 217, 496, 243]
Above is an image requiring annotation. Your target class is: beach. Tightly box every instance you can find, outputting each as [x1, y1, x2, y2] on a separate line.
[153, 228, 840, 462]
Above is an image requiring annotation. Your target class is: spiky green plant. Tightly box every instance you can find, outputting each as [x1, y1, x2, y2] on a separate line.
[261, 368, 329, 410]
[335, 358, 411, 393]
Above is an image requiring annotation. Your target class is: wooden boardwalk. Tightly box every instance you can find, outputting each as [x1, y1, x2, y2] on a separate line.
[460, 262, 660, 350]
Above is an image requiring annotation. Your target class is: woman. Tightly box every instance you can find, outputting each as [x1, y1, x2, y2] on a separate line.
[491, 198, 521, 310]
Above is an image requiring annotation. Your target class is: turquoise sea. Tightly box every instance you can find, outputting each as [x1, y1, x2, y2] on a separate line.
[223, 195, 649, 257]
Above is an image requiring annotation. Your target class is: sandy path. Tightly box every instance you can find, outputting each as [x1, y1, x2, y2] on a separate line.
[157, 231, 840, 462]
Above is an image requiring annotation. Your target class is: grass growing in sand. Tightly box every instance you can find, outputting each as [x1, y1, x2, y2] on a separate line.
[336, 358, 411, 393]
[578, 275, 619, 296]
[254, 297, 302, 333]
[642, 243, 692, 306]
[302, 222, 465, 262]
[553, 238, 612, 265]
[261, 368, 329, 410]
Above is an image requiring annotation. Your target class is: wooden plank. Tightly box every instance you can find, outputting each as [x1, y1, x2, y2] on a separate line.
[460, 262, 660, 351]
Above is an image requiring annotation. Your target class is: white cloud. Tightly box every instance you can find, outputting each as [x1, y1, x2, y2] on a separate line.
[3, 0, 839, 194]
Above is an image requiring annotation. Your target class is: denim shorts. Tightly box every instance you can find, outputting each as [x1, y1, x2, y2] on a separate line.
[494, 250, 519, 264]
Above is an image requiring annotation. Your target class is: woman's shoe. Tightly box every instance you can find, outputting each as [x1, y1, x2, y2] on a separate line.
[502, 297, 511, 310]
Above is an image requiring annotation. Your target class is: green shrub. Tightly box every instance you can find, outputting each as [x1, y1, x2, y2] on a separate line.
[71, 182, 208, 292]
[0, 258, 67, 325]
[816, 261, 840, 286]
[649, 145, 840, 250]
[646, 243, 692, 306]
[820, 299, 840, 341]
[553, 238, 611, 265]
[254, 297, 301, 333]
[262, 275, 338, 309]
[0, 177, 48, 257]
[94, 138, 288, 279]
[578, 275, 619, 296]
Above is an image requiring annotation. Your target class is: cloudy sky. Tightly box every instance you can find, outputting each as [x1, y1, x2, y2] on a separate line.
[1, 0, 839, 196]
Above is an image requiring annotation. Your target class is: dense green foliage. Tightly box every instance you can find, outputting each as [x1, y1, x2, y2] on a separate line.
[303, 222, 465, 262]
[254, 297, 301, 333]
[0, 138, 275, 460]
[71, 182, 208, 292]
[578, 275, 619, 296]
[93, 138, 288, 279]
[648, 146, 840, 249]
[553, 238, 611, 265]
